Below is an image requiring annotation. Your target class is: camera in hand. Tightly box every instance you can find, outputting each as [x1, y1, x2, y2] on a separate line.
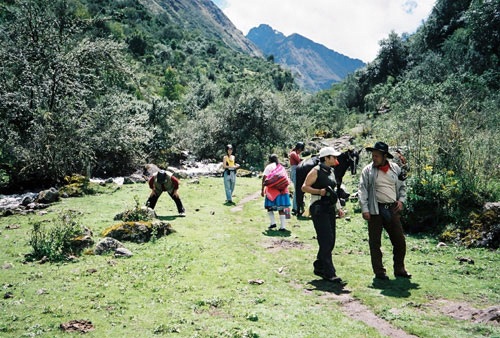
[321, 186, 338, 205]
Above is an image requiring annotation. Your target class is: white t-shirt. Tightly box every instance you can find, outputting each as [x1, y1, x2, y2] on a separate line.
[375, 170, 398, 203]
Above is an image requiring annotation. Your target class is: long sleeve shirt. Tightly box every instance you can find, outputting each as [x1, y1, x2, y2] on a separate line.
[358, 162, 406, 215]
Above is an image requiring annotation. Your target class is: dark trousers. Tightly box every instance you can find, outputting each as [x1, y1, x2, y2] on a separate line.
[311, 204, 337, 278]
[368, 209, 406, 275]
[146, 191, 185, 213]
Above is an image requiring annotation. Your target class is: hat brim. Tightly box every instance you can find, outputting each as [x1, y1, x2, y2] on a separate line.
[319, 151, 341, 157]
[366, 147, 394, 159]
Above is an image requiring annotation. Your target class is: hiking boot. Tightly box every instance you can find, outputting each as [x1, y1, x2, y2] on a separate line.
[324, 275, 343, 283]
[395, 271, 412, 278]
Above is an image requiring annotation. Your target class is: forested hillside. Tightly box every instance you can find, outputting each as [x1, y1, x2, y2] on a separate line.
[0, 0, 498, 245]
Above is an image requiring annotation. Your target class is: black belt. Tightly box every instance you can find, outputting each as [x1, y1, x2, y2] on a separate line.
[378, 202, 395, 209]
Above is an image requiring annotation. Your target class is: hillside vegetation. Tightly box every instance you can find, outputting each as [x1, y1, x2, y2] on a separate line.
[0, 0, 499, 243]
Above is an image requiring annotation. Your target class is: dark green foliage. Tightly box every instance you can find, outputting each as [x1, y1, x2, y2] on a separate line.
[128, 31, 148, 56]
[421, 0, 472, 51]
[376, 31, 408, 80]
[0, 0, 144, 188]
[0, 0, 299, 191]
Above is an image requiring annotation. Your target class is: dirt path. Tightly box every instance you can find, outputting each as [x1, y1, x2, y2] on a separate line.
[333, 292, 418, 338]
[230, 191, 261, 212]
[236, 190, 419, 337]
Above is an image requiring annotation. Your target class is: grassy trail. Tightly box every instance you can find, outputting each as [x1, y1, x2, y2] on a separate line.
[0, 176, 498, 337]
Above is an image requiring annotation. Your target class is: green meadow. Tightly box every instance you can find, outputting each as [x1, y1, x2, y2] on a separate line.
[1, 176, 498, 337]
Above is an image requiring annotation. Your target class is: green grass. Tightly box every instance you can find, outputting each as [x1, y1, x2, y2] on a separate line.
[0, 176, 499, 337]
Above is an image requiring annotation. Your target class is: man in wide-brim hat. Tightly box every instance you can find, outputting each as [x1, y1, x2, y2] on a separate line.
[365, 141, 394, 159]
[358, 141, 411, 280]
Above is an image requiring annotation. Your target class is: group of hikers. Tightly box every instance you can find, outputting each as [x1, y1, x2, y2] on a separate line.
[145, 140, 411, 284]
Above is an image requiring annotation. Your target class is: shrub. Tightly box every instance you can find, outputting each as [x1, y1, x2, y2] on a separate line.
[27, 211, 88, 262]
[113, 195, 154, 222]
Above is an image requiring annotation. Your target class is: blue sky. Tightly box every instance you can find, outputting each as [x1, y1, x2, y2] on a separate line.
[211, 0, 436, 62]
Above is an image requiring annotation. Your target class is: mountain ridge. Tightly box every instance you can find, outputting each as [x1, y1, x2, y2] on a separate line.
[139, 0, 262, 56]
[247, 24, 365, 92]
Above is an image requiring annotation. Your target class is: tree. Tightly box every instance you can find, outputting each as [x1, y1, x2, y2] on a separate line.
[128, 31, 148, 56]
[376, 31, 408, 80]
[163, 67, 184, 101]
[421, 0, 472, 51]
[0, 0, 138, 188]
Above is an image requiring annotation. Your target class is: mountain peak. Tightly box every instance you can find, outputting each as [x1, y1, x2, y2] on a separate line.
[247, 24, 365, 92]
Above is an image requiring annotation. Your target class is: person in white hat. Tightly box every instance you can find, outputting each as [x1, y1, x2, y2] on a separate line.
[301, 147, 345, 283]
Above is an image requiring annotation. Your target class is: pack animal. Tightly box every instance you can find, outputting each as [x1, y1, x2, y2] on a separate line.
[295, 150, 352, 215]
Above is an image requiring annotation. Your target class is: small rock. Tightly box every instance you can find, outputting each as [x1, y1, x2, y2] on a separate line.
[60, 319, 95, 333]
[114, 247, 133, 258]
[457, 257, 475, 264]
[5, 224, 20, 230]
[248, 279, 264, 285]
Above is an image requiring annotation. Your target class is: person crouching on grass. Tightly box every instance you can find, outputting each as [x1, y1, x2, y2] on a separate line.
[146, 170, 185, 216]
[302, 147, 345, 283]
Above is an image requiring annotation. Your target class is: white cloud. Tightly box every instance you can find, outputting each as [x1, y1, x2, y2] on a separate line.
[217, 0, 436, 62]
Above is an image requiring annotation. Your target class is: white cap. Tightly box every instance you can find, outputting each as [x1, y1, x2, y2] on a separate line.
[319, 147, 341, 158]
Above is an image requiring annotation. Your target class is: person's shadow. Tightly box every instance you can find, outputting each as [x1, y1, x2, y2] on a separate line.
[370, 277, 420, 298]
[157, 215, 183, 221]
[307, 279, 351, 295]
[261, 229, 291, 237]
